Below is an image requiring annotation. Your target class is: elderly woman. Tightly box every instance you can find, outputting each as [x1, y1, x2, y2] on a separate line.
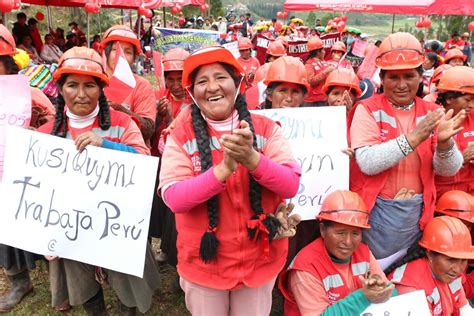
[434, 66, 474, 198]
[350, 32, 465, 262]
[279, 191, 394, 315]
[0, 24, 55, 313]
[159, 46, 301, 315]
[322, 68, 361, 111]
[262, 56, 308, 109]
[100, 25, 156, 144]
[387, 216, 474, 315]
[37, 47, 159, 314]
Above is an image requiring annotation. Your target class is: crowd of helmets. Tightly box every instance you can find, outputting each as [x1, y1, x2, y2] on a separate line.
[1, 8, 474, 316]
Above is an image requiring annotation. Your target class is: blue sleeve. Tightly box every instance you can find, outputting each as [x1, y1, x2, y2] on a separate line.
[101, 139, 138, 154]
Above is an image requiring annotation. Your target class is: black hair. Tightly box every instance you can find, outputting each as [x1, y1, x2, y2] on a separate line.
[436, 91, 465, 107]
[303, 48, 323, 63]
[189, 64, 280, 263]
[425, 52, 440, 69]
[379, 65, 424, 98]
[452, 31, 460, 38]
[17, 12, 26, 19]
[0, 56, 19, 75]
[104, 41, 138, 61]
[51, 74, 110, 137]
[27, 18, 38, 26]
[384, 243, 427, 275]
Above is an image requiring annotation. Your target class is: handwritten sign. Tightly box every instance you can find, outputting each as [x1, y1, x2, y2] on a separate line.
[0, 127, 159, 277]
[0, 75, 32, 182]
[361, 290, 431, 315]
[256, 107, 348, 220]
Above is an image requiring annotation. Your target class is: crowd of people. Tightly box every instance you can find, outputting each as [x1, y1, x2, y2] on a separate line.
[0, 8, 473, 316]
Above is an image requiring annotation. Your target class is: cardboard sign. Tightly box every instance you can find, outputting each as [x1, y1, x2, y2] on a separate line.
[0, 127, 159, 277]
[256, 107, 349, 220]
[361, 290, 431, 315]
[0, 75, 32, 182]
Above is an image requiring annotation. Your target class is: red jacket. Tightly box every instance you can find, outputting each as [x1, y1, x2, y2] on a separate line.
[435, 113, 474, 198]
[390, 258, 464, 316]
[304, 57, 330, 103]
[168, 108, 288, 290]
[278, 238, 370, 316]
[351, 94, 439, 229]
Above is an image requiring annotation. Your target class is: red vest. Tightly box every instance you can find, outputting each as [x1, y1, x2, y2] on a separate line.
[351, 94, 440, 229]
[435, 113, 474, 198]
[38, 109, 133, 144]
[304, 57, 330, 103]
[278, 238, 370, 316]
[169, 107, 288, 290]
[390, 258, 464, 316]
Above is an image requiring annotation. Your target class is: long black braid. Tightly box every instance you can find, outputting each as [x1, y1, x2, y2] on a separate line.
[52, 74, 110, 137]
[384, 242, 426, 275]
[190, 64, 281, 263]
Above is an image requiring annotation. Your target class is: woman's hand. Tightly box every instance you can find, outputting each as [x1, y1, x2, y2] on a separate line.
[463, 143, 474, 164]
[221, 120, 260, 170]
[360, 273, 394, 304]
[214, 152, 237, 182]
[437, 109, 466, 150]
[75, 131, 103, 152]
[407, 109, 444, 148]
[157, 97, 171, 119]
[341, 148, 354, 159]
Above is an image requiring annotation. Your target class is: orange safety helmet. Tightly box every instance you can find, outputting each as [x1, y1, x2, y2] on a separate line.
[375, 32, 424, 70]
[100, 25, 141, 54]
[163, 48, 190, 72]
[238, 37, 253, 50]
[430, 64, 452, 85]
[419, 216, 474, 259]
[267, 40, 286, 57]
[437, 66, 474, 95]
[275, 36, 288, 48]
[307, 36, 324, 51]
[318, 190, 370, 229]
[322, 68, 362, 97]
[54, 47, 109, 84]
[331, 41, 347, 53]
[444, 48, 467, 63]
[435, 190, 474, 224]
[182, 46, 246, 94]
[263, 56, 309, 90]
[0, 24, 17, 56]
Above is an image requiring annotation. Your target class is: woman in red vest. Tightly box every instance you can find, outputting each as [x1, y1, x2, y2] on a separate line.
[435, 190, 474, 300]
[38, 47, 160, 314]
[387, 216, 474, 315]
[350, 32, 466, 262]
[434, 66, 474, 198]
[423, 64, 452, 103]
[279, 190, 395, 315]
[158, 46, 301, 315]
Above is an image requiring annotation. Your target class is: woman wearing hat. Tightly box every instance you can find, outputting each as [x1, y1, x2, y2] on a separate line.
[100, 25, 157, 144]
[254, 40, 287, 84]
[322, 68, 361, 111]
[158, 46, 301, 315]
[0, 24, 56, 313]
[262, 56, 308, 109]
[237, 37, 260, 87]
[387, 216, 474, 315]
[38, 47, 160, 314]
[444, 48, 467, 67]
[434, 66, 474, 198]
[328, 41, 352, 70]
[423, 64, 452, 103]
[350, 32, 465, 262]
[279, 190, 394, 315]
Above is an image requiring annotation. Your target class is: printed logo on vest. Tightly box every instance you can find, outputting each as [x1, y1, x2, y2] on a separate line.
[191, 155, 202, 173]
[327, 291, 340, 305]
[380, 128, 389, 141]
[433, 303, 442, 316]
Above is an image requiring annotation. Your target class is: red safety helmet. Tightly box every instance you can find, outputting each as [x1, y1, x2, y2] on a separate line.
[263, 56, 309, 90]
[435, 190, 474, 224]
[254, 62, 271, 83]
[331, 41, 347, 53]
[238, 37, 253, 50]
[318, 190, 370, 229]
[437, 66, 474, 95]
[100, 25, 141, 54]
[182, 46, 246, 93]
[0, 24, 17, 56]
[54, 47, 109, 84]
[163, 48, 190, 72]
[375, 32, 424, 70]
[419, 216, 474, 259]
[430, 64, 452, 86]
[322, 68, 362, 98]
[444, 48, 467, 64]
[307, 36, 324, 51]
[267, 41, 286, 57]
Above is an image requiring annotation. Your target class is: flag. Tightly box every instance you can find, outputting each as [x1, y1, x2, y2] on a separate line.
[245, 81, 267, 110]
[152, 51, 166, 96]
[104, 42, 136, 105]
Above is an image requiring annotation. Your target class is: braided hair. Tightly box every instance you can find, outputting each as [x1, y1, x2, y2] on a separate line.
[52, 74, 110, 137]
[190, 63, 281, 263]
[303, 48, 323, 64]
[0, 56, 20, 74]
[384, 242, 426, 275]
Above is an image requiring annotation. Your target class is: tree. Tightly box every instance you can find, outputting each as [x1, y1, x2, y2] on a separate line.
[210, 0, 224, 18]
[306, 11, 316, 27]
